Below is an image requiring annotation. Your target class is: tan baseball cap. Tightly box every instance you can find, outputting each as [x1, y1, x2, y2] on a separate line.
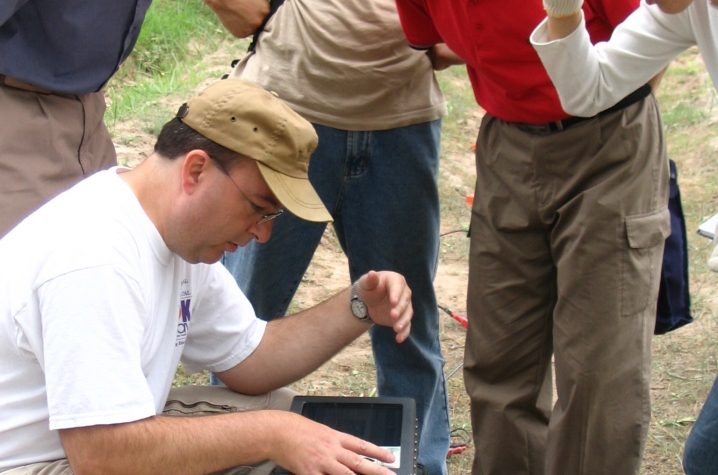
[177, 79, 332, 223]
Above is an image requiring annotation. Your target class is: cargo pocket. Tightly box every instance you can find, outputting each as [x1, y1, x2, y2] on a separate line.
[621, 208, 671, 316]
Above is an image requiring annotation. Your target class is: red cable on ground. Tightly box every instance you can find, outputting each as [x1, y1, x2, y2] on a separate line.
[446, 428, 472, 459]
[438, 305, 468, 329]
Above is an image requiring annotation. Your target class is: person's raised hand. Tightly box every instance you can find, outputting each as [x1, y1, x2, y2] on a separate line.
[273, 412, 396, 475]
[356, 271, 412, 343]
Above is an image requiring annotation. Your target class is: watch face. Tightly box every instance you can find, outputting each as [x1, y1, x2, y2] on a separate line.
[351, 299, 367, 318]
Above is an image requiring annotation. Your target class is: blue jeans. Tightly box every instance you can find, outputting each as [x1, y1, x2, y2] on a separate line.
[684, 374, 718, 475]
[221, 120, 450, 475]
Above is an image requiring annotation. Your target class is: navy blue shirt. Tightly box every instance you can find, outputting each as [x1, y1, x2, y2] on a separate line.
[0, 0, 152, 94]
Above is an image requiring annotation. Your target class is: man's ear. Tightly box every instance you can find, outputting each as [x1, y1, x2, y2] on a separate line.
[180, 150, 212, 196]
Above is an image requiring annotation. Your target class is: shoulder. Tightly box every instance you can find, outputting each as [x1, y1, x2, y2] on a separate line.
[1, 170, 154, 289]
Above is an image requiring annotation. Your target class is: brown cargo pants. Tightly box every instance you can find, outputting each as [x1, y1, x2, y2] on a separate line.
[465, 95, 670, 475]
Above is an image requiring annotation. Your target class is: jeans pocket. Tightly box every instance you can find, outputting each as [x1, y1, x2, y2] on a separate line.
[621, 208, 671, 316]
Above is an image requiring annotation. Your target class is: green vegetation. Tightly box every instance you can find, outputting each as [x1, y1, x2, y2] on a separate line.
[105, 0, 244, 136]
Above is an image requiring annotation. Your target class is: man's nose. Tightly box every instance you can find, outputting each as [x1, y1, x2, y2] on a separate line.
[251, 219, 274, 244]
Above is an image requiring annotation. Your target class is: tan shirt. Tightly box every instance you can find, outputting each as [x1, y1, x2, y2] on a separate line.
[229, 0, 446, 131]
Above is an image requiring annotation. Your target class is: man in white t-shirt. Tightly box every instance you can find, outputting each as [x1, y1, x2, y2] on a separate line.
[0, 79, 414, 475]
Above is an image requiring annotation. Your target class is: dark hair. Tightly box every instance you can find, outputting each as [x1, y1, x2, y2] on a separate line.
[153, 118, 247, 171]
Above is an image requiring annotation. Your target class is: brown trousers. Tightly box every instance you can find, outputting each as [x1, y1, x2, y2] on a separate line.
[0, 83, 116, 238]
[465, 96, 670, 475]
[1, 386, 296, 475]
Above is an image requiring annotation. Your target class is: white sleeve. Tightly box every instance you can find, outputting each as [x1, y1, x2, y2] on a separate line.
[30, 266, 156, 430]
[180, 263, 266, 375]
[530, 4, 696, 117]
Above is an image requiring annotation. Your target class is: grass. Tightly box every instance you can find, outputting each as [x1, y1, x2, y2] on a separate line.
[110, 7, 718, 472]
[105, 0, 244, 140]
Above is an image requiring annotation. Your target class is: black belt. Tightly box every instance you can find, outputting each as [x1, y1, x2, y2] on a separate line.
[515, 84, 652, 135]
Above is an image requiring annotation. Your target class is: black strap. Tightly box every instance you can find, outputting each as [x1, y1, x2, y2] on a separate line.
[600, 83, 652, 117]
[557, 84, 652, 130]
[247, 0, 287, 52]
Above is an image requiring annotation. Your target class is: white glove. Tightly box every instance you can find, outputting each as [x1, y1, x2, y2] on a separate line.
[708, 222, 718, 272]
[543, 0, 583, 18]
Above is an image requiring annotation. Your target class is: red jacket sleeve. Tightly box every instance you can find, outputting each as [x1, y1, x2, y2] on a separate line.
[395, 0, 443, 48]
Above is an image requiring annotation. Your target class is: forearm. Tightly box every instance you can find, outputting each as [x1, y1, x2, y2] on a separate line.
[202, 0, 269, 38]
[62, 408, 397, 475]
[61, 411, 288, 475]
[546, 12, 582, 40]
[222, 287, 368, 394]
[221, 271, 411, 394]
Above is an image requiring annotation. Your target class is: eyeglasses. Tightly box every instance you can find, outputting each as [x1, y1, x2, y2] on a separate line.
[215, 161, 284, 225]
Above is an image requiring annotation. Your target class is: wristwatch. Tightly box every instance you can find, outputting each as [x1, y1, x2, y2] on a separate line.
[350, 281, 372, 323]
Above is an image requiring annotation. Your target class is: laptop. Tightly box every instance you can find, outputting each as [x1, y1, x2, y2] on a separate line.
[273, 396, 419, 475]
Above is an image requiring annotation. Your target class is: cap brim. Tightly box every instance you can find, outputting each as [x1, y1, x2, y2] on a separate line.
[257, 162, 332, 223]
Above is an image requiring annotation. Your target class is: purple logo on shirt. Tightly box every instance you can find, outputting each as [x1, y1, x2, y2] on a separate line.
[176, 281, 192, 347]
[180, 298, 191, 323]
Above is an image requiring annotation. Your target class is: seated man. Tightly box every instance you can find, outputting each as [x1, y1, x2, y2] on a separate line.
[0, 79, 412, 475]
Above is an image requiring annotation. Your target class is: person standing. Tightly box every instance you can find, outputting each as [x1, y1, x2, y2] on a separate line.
[395, 1, 670, 474]
[530, 2, 718, 473]
[222, 0, 451, 472]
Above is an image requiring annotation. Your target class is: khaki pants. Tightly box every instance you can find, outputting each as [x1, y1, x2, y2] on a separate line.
[465, 96, 670, 475]
[2, 386, 296, 475]
[0, 83, 116, 238]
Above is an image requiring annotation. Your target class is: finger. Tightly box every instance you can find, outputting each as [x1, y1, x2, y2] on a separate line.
[342, 456, 395, 475]
[336, 447, 395, 475]
[392, 290, 412, 341]
[359, 270, 380, 293]
[389, 284, 412, 320]
[322, 457, 360, 475]
[395, 308, 412, 343]
[385, 272, 409, 307]
[396, 321, 411, 343]
[340, 435, 395, 464]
